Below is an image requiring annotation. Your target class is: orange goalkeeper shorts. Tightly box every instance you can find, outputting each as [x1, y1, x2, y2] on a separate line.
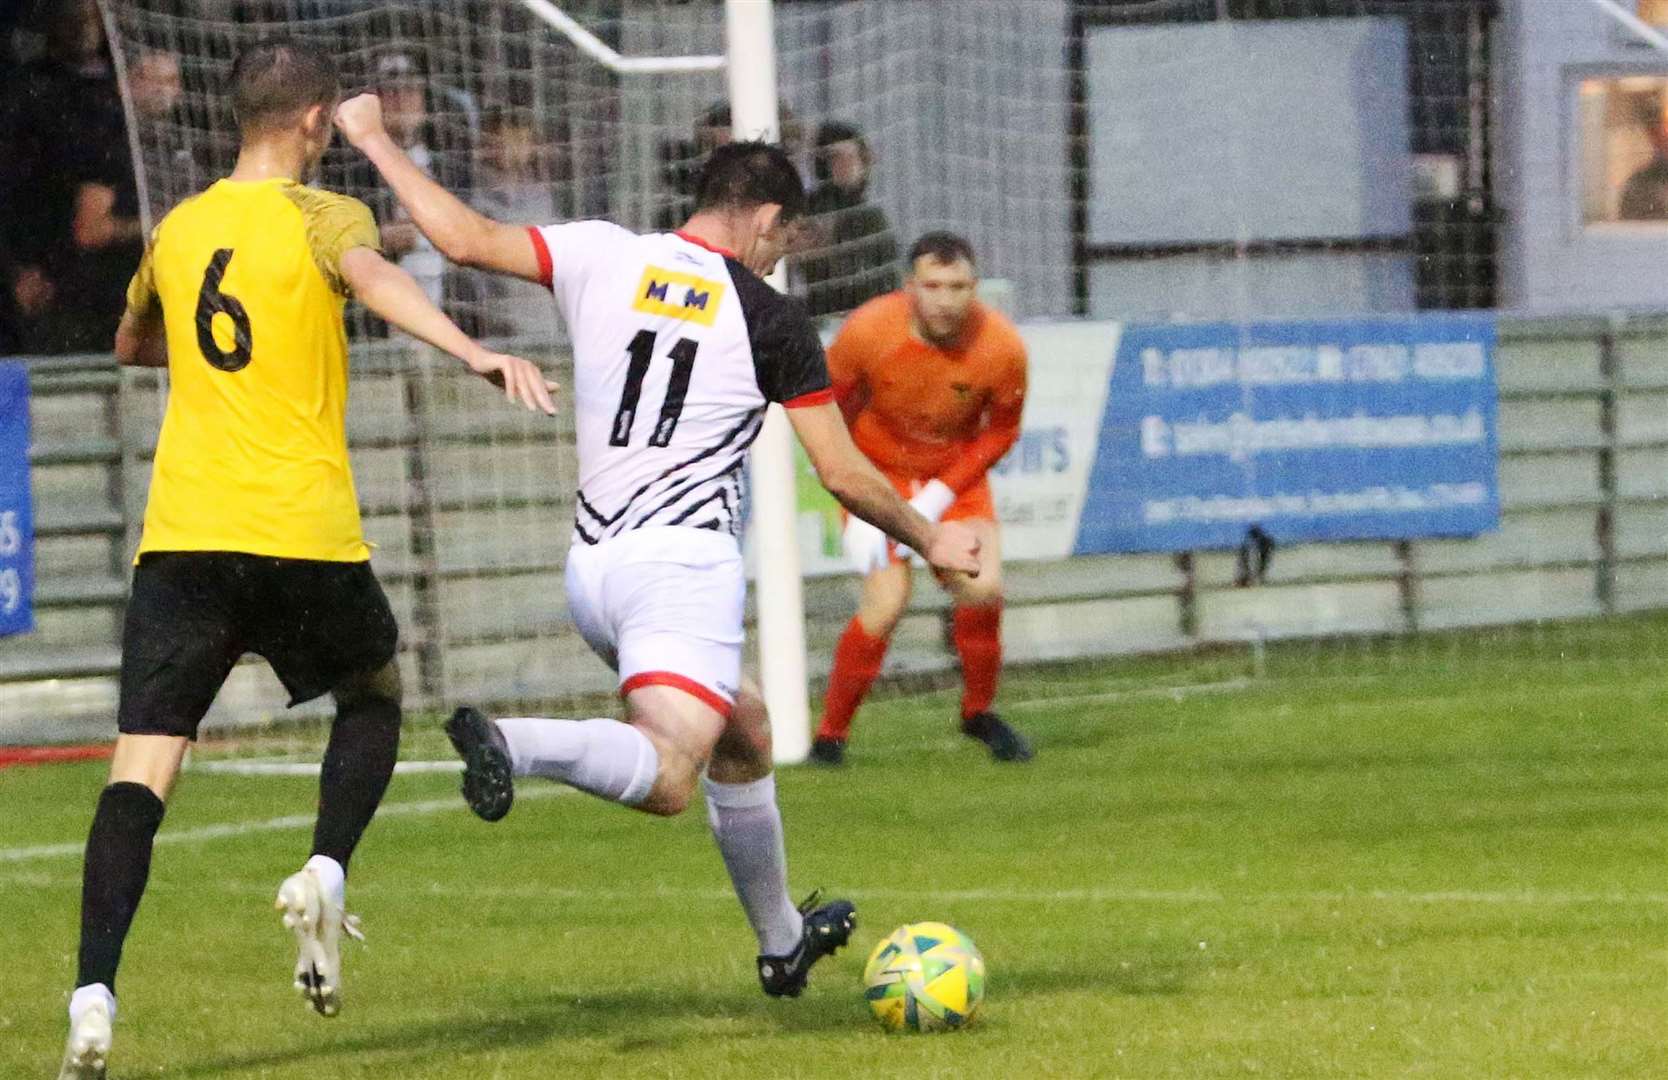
[880, 471, 996, 524]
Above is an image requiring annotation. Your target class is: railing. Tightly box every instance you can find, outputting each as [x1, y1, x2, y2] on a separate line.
[5, 312, 1668, 743]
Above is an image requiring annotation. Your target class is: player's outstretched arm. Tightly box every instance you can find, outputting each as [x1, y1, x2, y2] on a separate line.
[786, 400, 981, 575]
[339, 246, 557, 414]
[334, 93, 544, 284]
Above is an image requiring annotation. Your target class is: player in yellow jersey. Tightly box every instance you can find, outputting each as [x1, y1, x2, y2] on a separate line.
[56, 40, 555, 1080]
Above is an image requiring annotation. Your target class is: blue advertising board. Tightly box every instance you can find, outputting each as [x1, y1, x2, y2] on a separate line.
[1074, 315, 1499, 555]
[0, 362, 34, 636]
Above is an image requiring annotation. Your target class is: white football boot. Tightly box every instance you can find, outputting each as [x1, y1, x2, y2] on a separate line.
[56, 996, 112, 1080]
[275, 868, 362, 1018]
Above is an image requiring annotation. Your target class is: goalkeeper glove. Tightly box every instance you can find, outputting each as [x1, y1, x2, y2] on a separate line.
[896, 479, 956, 561]
[842, 515, 893, 574]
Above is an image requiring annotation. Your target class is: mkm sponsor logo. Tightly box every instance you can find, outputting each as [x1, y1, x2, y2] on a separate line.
[632, 266, 726, 327]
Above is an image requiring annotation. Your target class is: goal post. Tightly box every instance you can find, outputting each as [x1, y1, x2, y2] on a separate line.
[723, 0, 814, 765]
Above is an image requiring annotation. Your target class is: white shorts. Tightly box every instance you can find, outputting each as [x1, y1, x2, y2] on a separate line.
[564, 526, 744, 717]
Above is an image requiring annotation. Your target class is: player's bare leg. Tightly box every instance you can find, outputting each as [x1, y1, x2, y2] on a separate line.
[60, 734, 187, 1080]
[622, 683, 728, 816]
[276, 659, 400, 1018]
[857, 555, 915, 637]
[813, 558, 913, 764]
[709, 678, 855, 996]
[937, 519, 1031, 761]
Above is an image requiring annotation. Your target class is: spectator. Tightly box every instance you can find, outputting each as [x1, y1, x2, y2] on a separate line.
[0, 242, 29, 355]
[796, 121, 899, 318]
[476, 107, 555, 225]
[656, 100, 804, 231]
[1, 2, 32, 67]
[656, 101, 735, 231]
[339, 46, 481, 336]
[367, 48, 449, 306]
[1618, 101, 1668, 221]
[474, 106, 557, 339]
[2, 0, 140, 354]
[128, 49, 196, 193]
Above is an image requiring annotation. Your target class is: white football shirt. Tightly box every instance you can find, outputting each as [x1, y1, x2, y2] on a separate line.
[528, 223, 832, 547]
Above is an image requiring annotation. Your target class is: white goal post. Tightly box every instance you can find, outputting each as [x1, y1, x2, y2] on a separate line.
[722, 0, 814, 764]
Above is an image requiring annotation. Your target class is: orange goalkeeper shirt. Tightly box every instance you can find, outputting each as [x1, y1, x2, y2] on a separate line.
[827, 291, 1027, 493]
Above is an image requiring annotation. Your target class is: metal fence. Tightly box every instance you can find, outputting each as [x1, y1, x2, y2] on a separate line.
[7, 310, 1668, 743]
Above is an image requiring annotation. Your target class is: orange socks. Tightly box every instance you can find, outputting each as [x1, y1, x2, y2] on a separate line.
[952, 602, 1003, 721]
[817, 618, 890, 742]
[818, 604, 1002, 741]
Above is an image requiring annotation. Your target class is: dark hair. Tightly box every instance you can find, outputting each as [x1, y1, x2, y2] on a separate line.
[1633, 95, 1665, 131]
[372, 46, 425, 87]
[694, 140, 806, 222]
[44, 0, 103, 63]
[908, 231, 977, 269]
[699, 101, 732, 130]
[816, 121, 867, 152]
[231, 38, 339, 137]
[482, 105, 534, 134]
[814, 121, 871, 183]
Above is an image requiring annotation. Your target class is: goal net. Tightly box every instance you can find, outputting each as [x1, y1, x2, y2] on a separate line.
[13, 0, 1662, 767]
[92, 0, 1102, 757]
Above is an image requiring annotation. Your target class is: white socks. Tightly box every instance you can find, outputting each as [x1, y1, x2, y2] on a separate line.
[69, 982, 115, 1023]
[496, 717, 659, 806]
[490, 718, 798, 953]
[703, 773, 803, 957]
[304, 854, 346, 907]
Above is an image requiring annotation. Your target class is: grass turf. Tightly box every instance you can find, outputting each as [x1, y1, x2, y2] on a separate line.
[3, 617, 1666, 1078]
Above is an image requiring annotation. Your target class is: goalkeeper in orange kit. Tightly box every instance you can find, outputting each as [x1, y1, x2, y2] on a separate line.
[811, 232, 1033, 765]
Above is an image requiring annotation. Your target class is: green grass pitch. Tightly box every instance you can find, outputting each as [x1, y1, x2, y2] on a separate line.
[4, 617, 1666, 1078]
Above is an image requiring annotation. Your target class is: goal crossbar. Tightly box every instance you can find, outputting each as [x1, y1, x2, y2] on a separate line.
[1588, 0, 1668, 54]
[519, 0, 726, 74]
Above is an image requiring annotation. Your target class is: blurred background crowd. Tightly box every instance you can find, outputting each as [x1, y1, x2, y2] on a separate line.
[0, 0, 905, 357]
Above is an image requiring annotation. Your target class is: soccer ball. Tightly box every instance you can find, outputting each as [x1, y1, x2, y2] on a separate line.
[862, 921, 986, 1032]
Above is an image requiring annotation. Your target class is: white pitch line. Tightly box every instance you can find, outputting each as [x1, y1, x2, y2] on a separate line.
[1002, 679, 1253, 711]
[5, 786, 1664, 910]
[3, 866, 1663, 909]
[187, 759, 466, 777]
[0, 786, 570, 864]
[391, 884, 1667, 907]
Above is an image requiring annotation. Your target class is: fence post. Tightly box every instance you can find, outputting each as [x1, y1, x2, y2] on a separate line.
[1596, 323, 1619, 616]
[1176, 551, 1197, 640]
[1395, 540, 1419, 633]
[402, 348, 447, 706]
[113, 366, 156, 643]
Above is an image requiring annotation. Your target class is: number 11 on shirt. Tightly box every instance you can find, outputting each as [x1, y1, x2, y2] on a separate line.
[611, 329, 700, 449]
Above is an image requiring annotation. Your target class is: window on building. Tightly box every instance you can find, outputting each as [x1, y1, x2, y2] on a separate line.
[1578, 76, 1668, 225]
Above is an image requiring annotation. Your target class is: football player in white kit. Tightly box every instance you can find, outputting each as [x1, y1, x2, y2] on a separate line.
[334, 95, 982, 997]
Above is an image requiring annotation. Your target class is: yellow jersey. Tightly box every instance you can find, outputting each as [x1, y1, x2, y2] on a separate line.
[125, 177, 380, 562]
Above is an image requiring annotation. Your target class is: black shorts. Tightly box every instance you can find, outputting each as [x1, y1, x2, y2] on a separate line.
[118, 551, 399, 739]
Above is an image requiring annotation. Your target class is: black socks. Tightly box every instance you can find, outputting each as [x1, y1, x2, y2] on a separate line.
[77, 781, 166, 991]
[310, 693, 401, 871]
